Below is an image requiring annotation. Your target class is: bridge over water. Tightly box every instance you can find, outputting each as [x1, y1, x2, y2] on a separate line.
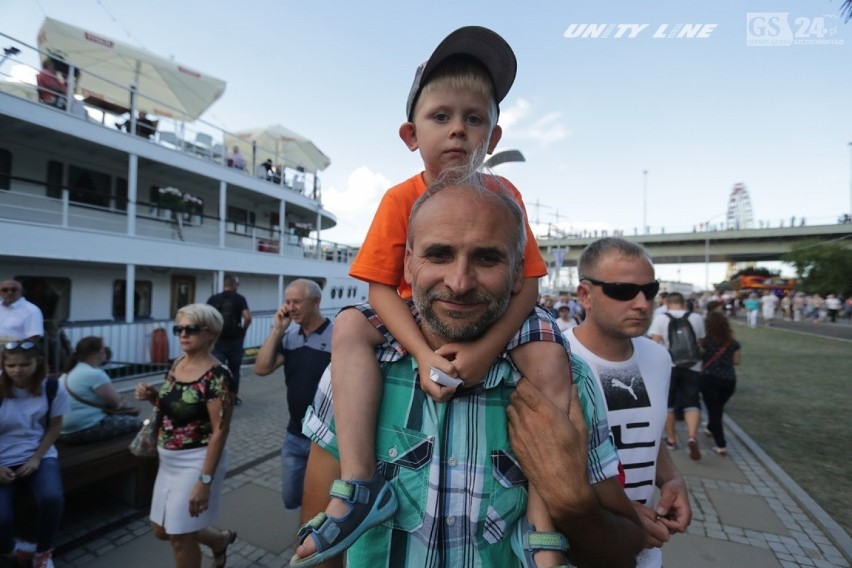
[537, 223, 852, 265]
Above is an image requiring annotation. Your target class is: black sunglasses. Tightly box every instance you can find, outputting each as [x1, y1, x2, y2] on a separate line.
[580, 276, 660, 302]
[172, 324, 206, 336]
[0, 287, 21, 293]
[4, 340, 37, 351]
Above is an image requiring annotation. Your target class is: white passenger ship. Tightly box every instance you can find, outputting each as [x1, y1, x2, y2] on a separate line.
[0, 19, 367, 373]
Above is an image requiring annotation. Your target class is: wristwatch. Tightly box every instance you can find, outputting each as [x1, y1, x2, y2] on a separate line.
[198, 473, 214, 485]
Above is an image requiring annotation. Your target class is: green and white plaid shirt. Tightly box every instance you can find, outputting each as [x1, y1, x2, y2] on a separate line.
[303, 305, 619, 567]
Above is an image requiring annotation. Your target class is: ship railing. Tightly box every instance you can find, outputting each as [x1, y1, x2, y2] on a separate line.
[55, 308, 342, 380]
[0, 176, 359, 262]
[0, 30, 326, 204]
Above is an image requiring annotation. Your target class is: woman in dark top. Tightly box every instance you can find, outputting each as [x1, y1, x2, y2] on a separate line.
[700, 311, 741, 455]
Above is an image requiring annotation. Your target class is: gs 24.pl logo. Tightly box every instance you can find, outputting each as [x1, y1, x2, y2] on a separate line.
[746, 12, 844, 46]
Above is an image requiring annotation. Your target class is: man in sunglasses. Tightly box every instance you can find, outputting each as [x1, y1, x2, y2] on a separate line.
[648, 292, 706, 459]
[562, 238, 691, 567]
[0, 280, 44, 342]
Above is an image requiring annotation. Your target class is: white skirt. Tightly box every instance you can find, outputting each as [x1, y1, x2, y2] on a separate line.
[149, 446, 227, 534]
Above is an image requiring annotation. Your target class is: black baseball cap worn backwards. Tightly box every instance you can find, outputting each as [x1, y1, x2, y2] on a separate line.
[405, 25, 517, 121]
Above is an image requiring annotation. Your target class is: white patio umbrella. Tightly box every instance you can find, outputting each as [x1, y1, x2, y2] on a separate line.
[225, 125, 331, 173]
[37, 17, 225, 120]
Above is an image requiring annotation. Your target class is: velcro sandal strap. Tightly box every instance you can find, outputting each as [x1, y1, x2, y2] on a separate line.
[525, 530, 568, 553]
[329, 479, 371, 505]
[297, 513, 327, 541]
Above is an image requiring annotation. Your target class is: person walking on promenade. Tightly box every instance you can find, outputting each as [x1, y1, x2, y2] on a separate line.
[315, 26, 577, 568]
[252, 279, 332, 513]
[295, 179, 643, 567]
[744, 293, 760, 329]
[0, 339, 69, 568]
[700, 311, 741, 456]
[825, 294, 842, 323]
[760, 290, 778, 327]
[649, 292, 705, 460]
[568, 237, 691, 567]
[0, 280, 44, 341]
[207, 275, 251, 405]
[134, 304, 237, 568]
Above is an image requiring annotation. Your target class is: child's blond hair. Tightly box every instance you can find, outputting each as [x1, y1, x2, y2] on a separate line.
[413, 57, 499, 127]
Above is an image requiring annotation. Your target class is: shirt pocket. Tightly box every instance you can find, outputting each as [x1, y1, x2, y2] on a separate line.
[375, 424, 433, 532]
[483, 449, 527, 544]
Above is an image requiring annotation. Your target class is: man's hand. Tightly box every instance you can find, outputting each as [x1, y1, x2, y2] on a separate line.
[134, 383, 158, 403]
[416, 352, 458, 402]
[633, 502, 671, 548]
[0, 466, 16, 485]
[506, 378, 594, 513]
[434, 340, 494, 387]
[16, 456, 41, 478]
[273, 305, 292, 332]
[655, 476, 691, 534]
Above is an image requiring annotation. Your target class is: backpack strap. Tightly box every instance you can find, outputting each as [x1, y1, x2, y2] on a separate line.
[45, 374, 59, 420]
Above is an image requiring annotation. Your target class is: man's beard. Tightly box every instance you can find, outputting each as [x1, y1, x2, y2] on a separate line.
[413, 286, 511, 342]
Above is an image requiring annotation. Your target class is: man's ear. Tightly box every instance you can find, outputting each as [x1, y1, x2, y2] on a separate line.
[399, 122, 418, 152]
[403, 245, 414, 285]
[511, 260, 525, 294]
[486, 124, 503, 155]
[577, 282, 593, 310]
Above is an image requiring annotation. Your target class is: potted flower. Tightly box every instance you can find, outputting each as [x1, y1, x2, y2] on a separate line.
[182, 192, 204, 225]
[158, 186, 184, 214]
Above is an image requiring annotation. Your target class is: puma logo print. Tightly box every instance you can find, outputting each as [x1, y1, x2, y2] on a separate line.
[611, 377, 639, 400]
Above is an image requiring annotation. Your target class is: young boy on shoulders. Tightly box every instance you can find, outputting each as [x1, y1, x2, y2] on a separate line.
[294, 27, 573, 568]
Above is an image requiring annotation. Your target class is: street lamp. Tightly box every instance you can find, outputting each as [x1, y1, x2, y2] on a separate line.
[643, 170, 648, 234]
[848, 142, 851, 218]
[704, 212, 727, 292]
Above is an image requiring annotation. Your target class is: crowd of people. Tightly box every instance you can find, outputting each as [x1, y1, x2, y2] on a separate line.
[3, 24, 849, 568]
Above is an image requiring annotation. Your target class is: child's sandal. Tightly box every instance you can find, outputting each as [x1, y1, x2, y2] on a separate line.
[289, 471, 397, 567]
[511, 517, 570, 568]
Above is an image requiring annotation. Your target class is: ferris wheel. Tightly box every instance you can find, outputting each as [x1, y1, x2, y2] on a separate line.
[726, 183, 754, 230]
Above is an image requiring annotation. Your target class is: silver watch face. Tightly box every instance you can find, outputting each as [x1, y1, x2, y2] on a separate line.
[200, 474, 213, 484]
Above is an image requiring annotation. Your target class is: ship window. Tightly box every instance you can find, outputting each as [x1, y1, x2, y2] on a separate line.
[46, 160, 63, 199]
[112, 280, 153, 320]
[227, 206, 256, 235]
[16, 276, 70, 326]
[69, 166, 110, 208]
[0, 148, 10, 190]
[115, 178, 128, 211]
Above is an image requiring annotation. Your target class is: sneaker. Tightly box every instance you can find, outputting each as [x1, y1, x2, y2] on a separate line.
[713, 446, 728, 456]
[235, 396, 243, 406]
[688, 437, 701, 461]
[32, 548, 54, 568]
[665, 439, 677, 450]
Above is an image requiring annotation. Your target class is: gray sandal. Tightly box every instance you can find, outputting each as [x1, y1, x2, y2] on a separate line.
[511, 517, 570, 568]
[289, 471, 397, 567]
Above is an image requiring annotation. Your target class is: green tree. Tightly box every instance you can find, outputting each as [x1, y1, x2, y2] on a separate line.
[844, 0, 852, 21]
[784, 240, 852, 296]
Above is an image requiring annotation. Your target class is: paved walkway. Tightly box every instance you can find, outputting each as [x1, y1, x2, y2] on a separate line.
[47, 368, 850, 568]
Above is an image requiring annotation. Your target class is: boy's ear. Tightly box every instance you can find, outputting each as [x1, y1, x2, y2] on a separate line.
[486, 124, 503, 155]
[399, 122, 419, 152]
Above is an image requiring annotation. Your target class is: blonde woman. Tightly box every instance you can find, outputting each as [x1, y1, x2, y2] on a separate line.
[135, 304, 237, 568]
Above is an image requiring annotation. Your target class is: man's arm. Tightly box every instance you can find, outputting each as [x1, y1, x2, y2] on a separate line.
[654, 442, 691, 534]
[507, 379, 644, 568]
[253, 304, 288, 376]
[241, 308, 252, 332]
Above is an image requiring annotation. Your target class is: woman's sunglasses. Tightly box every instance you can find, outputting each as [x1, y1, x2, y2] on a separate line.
[580, 276, 660, 302]
[4, 340, 38, 351]
[172, 324, 206, 336]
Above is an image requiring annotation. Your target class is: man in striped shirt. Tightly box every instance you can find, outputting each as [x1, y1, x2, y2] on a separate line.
[299, 179, 643, 567]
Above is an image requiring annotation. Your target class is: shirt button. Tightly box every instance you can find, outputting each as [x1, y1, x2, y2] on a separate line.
[447, 457, 457, 467]
[388, 447, 398, 458]
[446, 516, 456, 526]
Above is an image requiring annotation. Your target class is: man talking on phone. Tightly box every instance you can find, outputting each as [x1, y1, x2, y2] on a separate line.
[253, 278, 333, 513]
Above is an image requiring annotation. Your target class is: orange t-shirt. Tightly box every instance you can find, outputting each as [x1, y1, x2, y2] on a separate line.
[350, 172, 547, 299]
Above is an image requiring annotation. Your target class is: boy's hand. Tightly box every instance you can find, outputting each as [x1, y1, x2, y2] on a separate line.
[416, 352, 458, 402]
[434, 340, 493, 387]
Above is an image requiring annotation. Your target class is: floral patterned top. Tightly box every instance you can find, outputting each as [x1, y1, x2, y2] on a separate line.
[157, 361, 233, 450]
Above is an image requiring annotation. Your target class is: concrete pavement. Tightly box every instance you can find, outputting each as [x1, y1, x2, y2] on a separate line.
[47, 367, 850, 568]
